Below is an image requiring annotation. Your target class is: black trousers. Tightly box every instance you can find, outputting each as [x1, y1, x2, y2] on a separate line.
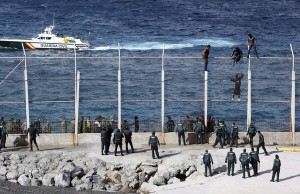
[227, 161, 235, 175]
[195, 131, 202, 144]
[250, 161, 258, 175]
[101, 140, 108, 155]
[114, 142, 123, 155]
[257, 142, 268, 155]
[30, 136, 39, 151]
[271, 169, 280, 181]
[231, 135, 238, 147]
[213, 136, 223, 148]
[249, 134, 255, 147]
[125, 139, 134, 153]
[247, 44, 258, 57]
[151, 145, 159, 159]
[178, 133, 186, 145]
[242, 162, 250, 178]
[1, 135, 6, 148]
[204, 163, 212, 176]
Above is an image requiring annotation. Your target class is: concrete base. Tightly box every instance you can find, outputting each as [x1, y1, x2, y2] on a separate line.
[3, 132, 300, 148]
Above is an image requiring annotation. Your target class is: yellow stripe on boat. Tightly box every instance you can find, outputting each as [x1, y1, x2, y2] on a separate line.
[276, 147, 300, 152]
[24, 42, 35, 49]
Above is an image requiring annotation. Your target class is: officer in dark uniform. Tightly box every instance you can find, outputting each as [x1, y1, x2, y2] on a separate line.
[101, 127, 108, 155]
[194, 117, 204, 144]
[167, 116, 175, 132]
[1, 121, 8, 149]
[176, 119, 186, 145]
[0, 120, 3, 151]
[257, 130, 269, 155]
[247, 123, 257, 147]
[203, 150, 213, 177]
[28, 123, 39, 151]
[219, 120, 229, 145]
[239, 149, 251, 178]
[212, 123, 224, 148]
[106, 123, 113, 153]
[230, 123, 239, 148]
[113, 129, 124, 156]
[148, 132, 160, 159]
[271, 155, 281, 182]
[225, 148, 237, 176]
[249, 147, 260, 176]
[124, 126, 134, 153]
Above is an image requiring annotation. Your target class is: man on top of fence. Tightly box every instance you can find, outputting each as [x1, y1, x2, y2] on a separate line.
[247, 33, 259, 58]
[202, 45, 211, 71]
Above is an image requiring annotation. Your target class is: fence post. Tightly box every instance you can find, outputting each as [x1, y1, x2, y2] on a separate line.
[75, 71, 80, 145]
[290, 44, 295, 145]
[204, 71, 208, 128]
[161, 44, 166, 144]
[22, 43, 30, 144]
[74, 47, 78, 145]
[118, 43, 122, 130]
[247, 55, 252, 130]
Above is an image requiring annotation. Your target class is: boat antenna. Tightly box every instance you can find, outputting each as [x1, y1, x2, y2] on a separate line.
[53, 12, 55, 28]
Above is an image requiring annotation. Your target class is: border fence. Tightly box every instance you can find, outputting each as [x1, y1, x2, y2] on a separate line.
[0, 45, 299, 144]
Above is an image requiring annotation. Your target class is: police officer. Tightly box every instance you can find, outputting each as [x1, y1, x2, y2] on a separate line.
[193, 117, 204, 144]
[203, 150, 213, 177]
[212, 123, 224, 148]
[124, 126, 134, 153]
[247, 123, 257, 147]
[249, 147, 260, 176]
[225, 148, 237, 176]
[271, 155, 281, 182]
[0, 119, 3, 151]
[106, 123, 113, 153]
[239, 149, 251, 178]
[230, 123, 239, 148]
[219, 120, 229, 145]
[1, 121, 8, 149]
[176, 119, 186, 145]
[148, 132, 160, 159]
[28, 123, 39, 151]
[257, 130, 269, 155]
[113, 129, 124, 156]
[101, 127, 108, 155]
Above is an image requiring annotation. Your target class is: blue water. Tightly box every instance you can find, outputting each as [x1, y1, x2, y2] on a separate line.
[0, 0, 299, 131]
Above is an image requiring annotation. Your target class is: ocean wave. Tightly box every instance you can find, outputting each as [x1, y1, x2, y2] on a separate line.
[89, 38, 237, 51]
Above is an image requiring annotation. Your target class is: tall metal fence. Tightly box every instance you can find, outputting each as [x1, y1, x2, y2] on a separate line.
[0, 51, 299, 133]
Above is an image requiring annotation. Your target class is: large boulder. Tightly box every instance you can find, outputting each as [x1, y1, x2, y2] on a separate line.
[42, 173, 55, 186]
[55, 173, 71, 187]
[139, 182, 158, 193]
[109, 172, 121, 184]
[153, 176, 166, 186]
[75, 177, 92, 191]
[91, 175, 106, 191]
[0, 166, 7, 176]
[6, 171, 18, 180]
[31, 178, 42, 186]
[17, 174, 31, 186]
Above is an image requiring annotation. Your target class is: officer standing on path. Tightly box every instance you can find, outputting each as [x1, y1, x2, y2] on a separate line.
[106, 123, 113, 153]
[230, 123, 239, 148]
[28, 123, 39, 151]
[257, 130, 269, 155]
[202, 45, 211, 71]
[270, 155, 281, 182]
[239, 149, 251, 178]
[212, 123, 224, 148]
[113, 129, 124, 156]
[249, 147, 260, 176]
[124, 126, 134, 153]
[247, 123, 257, 147]
[225, 148, 237, 176]
[0, 120, 8, 149]
[203, 150, 213, 177]
[148, 132, 160, 159]
[176, 119, 186, 145]
[193, 117, 204, 144]
[101, 127, 108, 155]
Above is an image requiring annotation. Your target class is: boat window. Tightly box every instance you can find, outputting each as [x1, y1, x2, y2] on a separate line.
[46, 37, 51, 40]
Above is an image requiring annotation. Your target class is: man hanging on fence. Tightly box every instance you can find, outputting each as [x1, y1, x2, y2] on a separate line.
[231, 73, 244, 101]
[231, 47, 243, 66]
[167, 116, 175, 132]
[202, 45, 211, 71]
[247, 33, 259, 58]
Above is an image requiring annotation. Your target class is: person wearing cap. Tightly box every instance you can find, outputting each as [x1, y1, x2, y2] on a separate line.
[148, 132, 160, 159]
[167, 116, 175, 132]
[202, 45, 211, 71]
[239, 149, 251, 178]
[247, 33, 259, 58]
[230, 123, 239, 148]
[257, 130, 269, 155]
[249, 147, 260, 176]
[247, 123, 257, 147]
[231, 47, 243, 66]
[113, 129, 124, 156]
[203, 150, 213, 177]
[176, 119, 186, 145]
[270, 155, 281, 182]
[225, 147, 237, 176]
[193, 117, 204, 144]
[212, 122, 224, 149]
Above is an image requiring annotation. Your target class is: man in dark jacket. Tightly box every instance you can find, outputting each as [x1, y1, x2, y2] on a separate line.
[249, 147, 260, 176]
[203, 150, 213, 177]
[113, 129, 124, 156]
[124, 126, 134, 153]
[101, 127, 108, 155]
[239, 149, 251, 178]
[257, 130, 269, 155]
[202, 45, 211, 71]
[231, 73, 244, 101]
[28, 123, 39, 151]
[167, 116, 175, 132]
[225, 148, 237, 176]
[148, 132, 160, 159]
[106, 123, 113, 153]
[230, 123, 239, 148]
[193, 117, 204, 144]
[247, 123, 257, 147]
[176, 119, 186, 145]
[212, 123, 224, 148]
[231, 47, 243, 66]
[270, 155, 281, 182]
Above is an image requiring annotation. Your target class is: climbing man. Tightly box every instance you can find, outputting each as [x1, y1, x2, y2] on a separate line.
[202, 45, 211, 71]
[247, 33, 259, 58]
[231, 47, 243, 66]
[231, 73, 244, 101]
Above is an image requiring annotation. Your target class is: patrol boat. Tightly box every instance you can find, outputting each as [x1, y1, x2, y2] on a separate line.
[0, 25, 90, 50]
